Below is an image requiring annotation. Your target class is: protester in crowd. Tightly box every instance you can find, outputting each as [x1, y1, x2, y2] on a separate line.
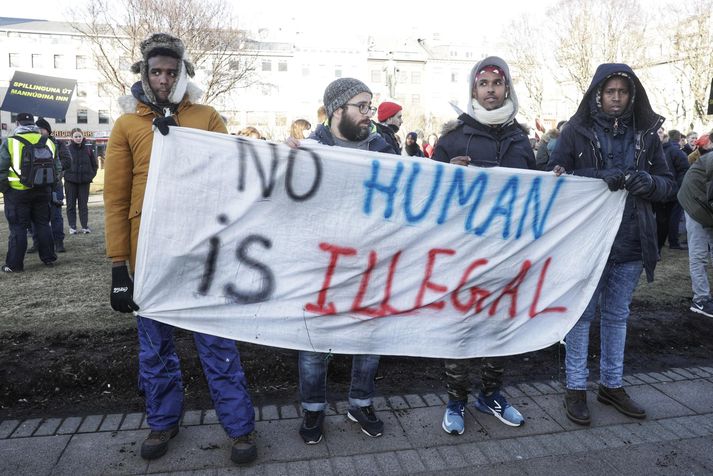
[432, 56, 535, 434]
[316, 105, 327, 125]
[289, 118, 312, 140]
[535, 127, 560, 170]
[237, 126, 263, 139]
[286, 77, 395, 445]
[0, 112, 61, 272]
[688, 133, 710, 164]
[422, 133, 437, 158]
[549, 63, 675, 426]
[653, 129, 689, 252]
[679, 131, 713, 317]
[103, 32, 257, 465]
[402, 131, 424, 157]
[683, 131, 698, 155]
[63, 128, 98, 234]
[27, 117, 68, 253]
[375, 101, 403, 154]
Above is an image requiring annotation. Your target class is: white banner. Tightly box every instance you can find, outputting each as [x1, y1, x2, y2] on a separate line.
[134, 128, 626, 358]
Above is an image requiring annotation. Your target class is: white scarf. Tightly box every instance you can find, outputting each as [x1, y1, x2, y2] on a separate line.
[471, 98, 515, 126]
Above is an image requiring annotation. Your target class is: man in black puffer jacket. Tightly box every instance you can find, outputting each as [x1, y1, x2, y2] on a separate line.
[433, 56, 534, 436]
[548, 63, 675, 427]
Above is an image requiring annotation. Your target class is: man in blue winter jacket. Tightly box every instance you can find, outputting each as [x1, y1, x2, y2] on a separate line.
[433, 56, 535, 435]
[549, 63, 675, 426]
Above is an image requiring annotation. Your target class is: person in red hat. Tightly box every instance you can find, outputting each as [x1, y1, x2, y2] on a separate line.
[375, 101, 403, 154]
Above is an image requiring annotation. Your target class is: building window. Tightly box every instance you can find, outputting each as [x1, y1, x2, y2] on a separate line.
[275, 114, 287, 127]
[10, 112, 18, 123]
[76, 85, 87, 97]
[261, 60, 271, 71]
[334, 68, 342, 78]
[31, 54, 42, 68]
[278, 61, 287, 72]
[302, 67, 310, 76]
[56, 117, 66, 124]
[75, 55, 88, 69]
[77, 109, 88, 124]
[9, 53, 20, 68]
[98, 110, 110, 124]
[54, 54, 64, 69]
[371, 70, 381, 83]
[451, 72, 458, 83]
[411, 72, 421, 84]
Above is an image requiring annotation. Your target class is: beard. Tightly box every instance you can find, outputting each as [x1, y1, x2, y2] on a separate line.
[338, 114, 370, 141]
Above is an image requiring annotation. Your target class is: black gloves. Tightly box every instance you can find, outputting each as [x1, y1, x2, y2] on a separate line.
[111, 265, 139, 313]
[152, 116, 177, 136]
[625, 171, 655, 196]
[595, 169, 626, 192]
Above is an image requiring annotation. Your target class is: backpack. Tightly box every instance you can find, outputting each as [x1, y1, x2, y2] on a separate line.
[10, 135, 56, 188]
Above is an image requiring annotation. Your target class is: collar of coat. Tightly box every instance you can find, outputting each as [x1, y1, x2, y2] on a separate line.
[117, 81, 203, 115]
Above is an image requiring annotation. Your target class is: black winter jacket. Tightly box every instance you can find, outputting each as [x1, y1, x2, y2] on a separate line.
[309, 124, 396, 154]
[375, 122, 401, 155]
[63, 139, 98, 184]
[432, 113, 536, 170]
[548, 63, 675, 282]
[662, 141, 689, 190]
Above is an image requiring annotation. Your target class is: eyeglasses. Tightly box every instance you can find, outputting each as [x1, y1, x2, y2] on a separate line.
[344, 102, 377, 115]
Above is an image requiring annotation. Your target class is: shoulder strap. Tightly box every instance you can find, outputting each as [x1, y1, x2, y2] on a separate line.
[11, 135, 31, 147]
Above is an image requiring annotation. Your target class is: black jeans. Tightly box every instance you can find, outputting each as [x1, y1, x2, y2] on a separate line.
[3, 187, 56, 269]
[444, 357, 505, 403]
[65, 181, 90, 229]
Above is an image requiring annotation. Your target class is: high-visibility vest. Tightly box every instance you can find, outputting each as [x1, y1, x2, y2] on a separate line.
[7, 132, 57, 190]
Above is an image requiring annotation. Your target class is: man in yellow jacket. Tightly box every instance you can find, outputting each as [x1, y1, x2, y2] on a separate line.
[103, 33, 257, 465]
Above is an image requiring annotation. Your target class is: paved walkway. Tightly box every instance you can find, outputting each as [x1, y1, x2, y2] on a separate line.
[3, 366, 713, 475]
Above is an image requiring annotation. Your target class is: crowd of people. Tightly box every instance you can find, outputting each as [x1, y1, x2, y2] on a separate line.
[2, 31, 712, 467]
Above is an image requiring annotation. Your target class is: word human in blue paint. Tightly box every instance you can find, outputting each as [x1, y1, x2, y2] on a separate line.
[362, 159, 564, 240]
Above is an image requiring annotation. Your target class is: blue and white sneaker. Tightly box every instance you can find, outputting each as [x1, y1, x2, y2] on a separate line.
[474, 391, 524, 427]
[441, 400, 465, 435]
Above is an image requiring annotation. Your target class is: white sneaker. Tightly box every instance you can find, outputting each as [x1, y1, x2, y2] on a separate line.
[81, 228, 92, 234]
[69, 228, 78, 235]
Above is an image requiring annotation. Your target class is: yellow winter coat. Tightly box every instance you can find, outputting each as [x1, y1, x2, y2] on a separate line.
[104, 88, 227, 271]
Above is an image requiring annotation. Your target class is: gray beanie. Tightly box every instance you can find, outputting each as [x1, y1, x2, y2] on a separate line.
[323, 78, 372, 118]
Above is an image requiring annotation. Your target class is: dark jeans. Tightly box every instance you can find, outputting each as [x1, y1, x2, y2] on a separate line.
[444, 357, 505, 403]
[3, 187, 56, 269]
[65, 181, 90, 229]
[32, 181, 65, 245]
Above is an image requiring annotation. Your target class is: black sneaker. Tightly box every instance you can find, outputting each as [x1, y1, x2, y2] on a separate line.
[140, 426, 179, 460]
[55, 241, 65, 253]
[299, 409, 325, 444]
[2, 265, 13, 273]
[347, 405, 383, 437]
[597, 385, 646, 419]
[690, 298, 713, 318]
[564, 389, 591, 425]
[231, 431, 257, 464]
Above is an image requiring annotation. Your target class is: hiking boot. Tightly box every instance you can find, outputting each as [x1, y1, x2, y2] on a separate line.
[140, 426, 179, 460]
[564, 389, 591, 425]
[597, 385, 646, 419]
[299, 409, 325, 444]
[55, 241, 65, 253]
[231, 431, 257, 464]
[69, 228, 77, 235]
[347, 405, 384, 437]
[690, 298, 713, 318]
[442, 400, 465, 435]
[474, 391, 524, 427]
[26, 245, 37, 253]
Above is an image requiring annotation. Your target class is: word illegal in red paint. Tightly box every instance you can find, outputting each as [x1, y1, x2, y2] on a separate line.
[304, 242, 567, 319]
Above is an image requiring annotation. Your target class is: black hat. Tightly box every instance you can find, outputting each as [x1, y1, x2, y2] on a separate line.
[35, 117, 51, 134]
[16, 112, 34, 125]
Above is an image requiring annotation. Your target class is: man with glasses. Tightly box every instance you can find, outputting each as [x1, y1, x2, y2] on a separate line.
[287, 77, 395, 445]
[432, 56, 535, 434]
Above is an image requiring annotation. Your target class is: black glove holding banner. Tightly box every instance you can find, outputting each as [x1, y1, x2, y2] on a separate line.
[625, 171, 655, 196]
[152, 116, 177, 136]
[595, 169, 626, 192]
[111, 265, 139, 313]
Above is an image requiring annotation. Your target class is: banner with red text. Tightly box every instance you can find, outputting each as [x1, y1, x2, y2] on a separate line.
[134, 128, 626, 358]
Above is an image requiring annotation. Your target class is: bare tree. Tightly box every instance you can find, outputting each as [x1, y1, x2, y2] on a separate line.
[548, 0, 650, 96]
[70, 0, 257, 104]
[501, 16, 546, 124]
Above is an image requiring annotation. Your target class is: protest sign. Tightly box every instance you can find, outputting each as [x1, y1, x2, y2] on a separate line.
[1, 71, 76, 119]
[134, 128, 626, 358]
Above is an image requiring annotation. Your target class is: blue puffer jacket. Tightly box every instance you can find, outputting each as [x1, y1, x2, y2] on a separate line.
[309, 123, 396, 154]
[548, 63, 675, 282]
[432, 113, 536, 170]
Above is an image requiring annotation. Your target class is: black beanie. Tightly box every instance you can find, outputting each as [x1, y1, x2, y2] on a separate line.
[35, 117, 51, 134]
